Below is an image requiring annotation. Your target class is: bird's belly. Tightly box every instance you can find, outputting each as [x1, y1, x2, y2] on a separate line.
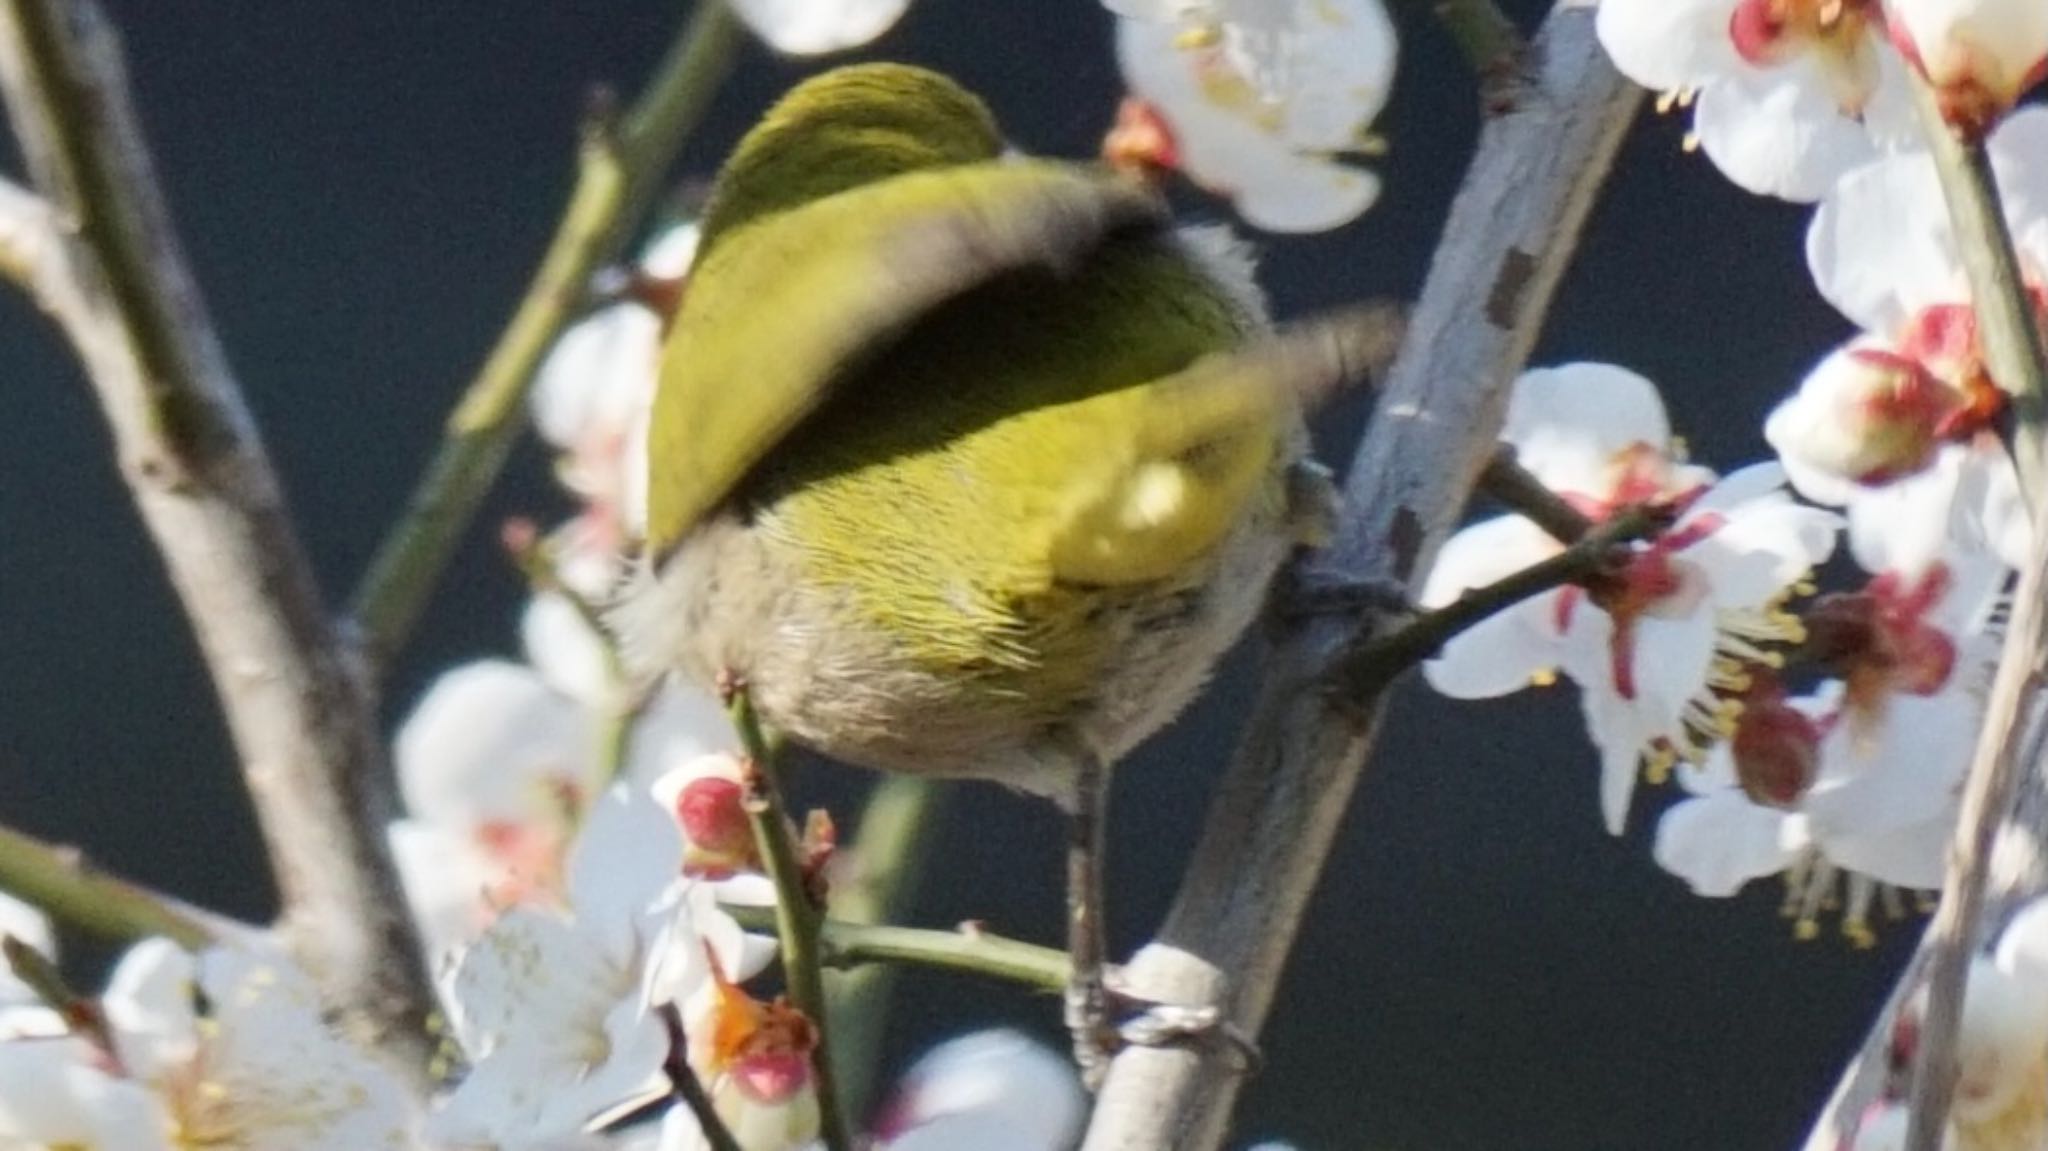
[616, 504, 1293, 801]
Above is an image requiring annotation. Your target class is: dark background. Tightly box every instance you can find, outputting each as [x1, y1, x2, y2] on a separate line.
[0, 3, 1924, 1148]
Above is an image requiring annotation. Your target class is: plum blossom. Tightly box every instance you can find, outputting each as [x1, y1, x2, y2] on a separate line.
[1774, 107, 2048, 571]
[1423, 363, 1839, 834]
[1109, 0, 1396, 232]
[389, 597, 736, 958]
[1653, 559, 2000, 941]
[870, 1029, 1085, 1151]
[1595, 0, 1915, 199]
[1887, 0, 2048, 134]
[1850, 899, 2048, 1149]
[534, 222, 699, 558]
[427, 785, 774, 1149]
[0, 939, 413, 1150]
[725, 0, 910, 56]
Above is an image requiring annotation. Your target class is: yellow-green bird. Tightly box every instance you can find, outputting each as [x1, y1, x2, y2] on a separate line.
[613, 62, 1389, 1068]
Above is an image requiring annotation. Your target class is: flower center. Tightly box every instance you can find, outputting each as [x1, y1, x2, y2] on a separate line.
[1728, 0, 1882, 112]
[1803, 565, 1960, 725]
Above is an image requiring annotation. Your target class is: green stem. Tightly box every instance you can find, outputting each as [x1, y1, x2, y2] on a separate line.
[730, 904, 1070, 994]
[0, 823, 211, 948]
[728, 687, 853, 1151]
[347, 0, 743, 669]
[1900, 81, 2048, 1151]
[826, 777, 948, 1111]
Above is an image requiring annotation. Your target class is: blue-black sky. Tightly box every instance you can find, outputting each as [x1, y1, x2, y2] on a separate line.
[0, 2, 1914, 1148]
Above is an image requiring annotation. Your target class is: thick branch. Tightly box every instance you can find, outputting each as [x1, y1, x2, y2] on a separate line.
[0, 0, 434, 1077]
[1081, 7, 1640, 1147]
[347, 0, 741, 669]
[1811, 84, 2048, 1151]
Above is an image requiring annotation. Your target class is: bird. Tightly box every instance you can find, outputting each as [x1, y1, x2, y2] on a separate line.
[611, 61, 1392, 1079]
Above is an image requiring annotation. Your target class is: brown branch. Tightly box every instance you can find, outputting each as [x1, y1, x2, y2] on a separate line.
[1080, 7, 1640, 1147]
[0, 0, 434, 1080]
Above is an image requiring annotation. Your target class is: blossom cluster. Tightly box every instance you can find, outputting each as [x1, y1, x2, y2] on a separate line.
[1414, 6, 2045, 1146]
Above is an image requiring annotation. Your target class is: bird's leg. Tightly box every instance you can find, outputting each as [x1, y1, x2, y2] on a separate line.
[1065, 745, 1117, 1088]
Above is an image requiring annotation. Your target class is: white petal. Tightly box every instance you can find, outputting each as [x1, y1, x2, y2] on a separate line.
[883, 1029, 1084, 1150]
[624, 684, 744, 789]
[387, 820, 500, 960]
[0, 893, 52, 1007]
[523, 592, 619, 708]
[102, 938, 199, 1083]
[1692, 58, 1885, 202]
[1500, 363, 1670, 494]
[1690, 503, 1841, 609]
[639, 221, 703, 280]
[532, 305, 663, 451]
[728, 0, 910, 54]
[1845, 448, 1967, 576]
[0, 1038, 173, 1149]
[565, 784, 685, 955]
[1809, 149, 1965, 334]
[1654, 791, 1802, 896]
[1593, 0, 1742, 90]
[395, 660, 592, 826]
[1995, 896, 2048, 985]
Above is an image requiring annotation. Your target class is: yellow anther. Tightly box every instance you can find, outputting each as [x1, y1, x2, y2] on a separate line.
[1530, 667, 1558, 687]
[1794, 918, 1820, 941]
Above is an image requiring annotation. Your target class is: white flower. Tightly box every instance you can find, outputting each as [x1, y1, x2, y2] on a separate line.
[1887, 0, 2048, 133]
[1422, 363, 1839, 833]
[0, 891, 53, 1012]
[1807, 107, 2048, 346]
[1655, 563, 1999, 939]
[1112, 0, 1395, 232]
[535, 221, 700, 543]
[871, 1029, 1085, 1151]
[1786, 107, 2048, 571]
[428, 786, 770, 1149]
[1595, 0, 1914, 199]
[726, 0, 909, 54]
[0, 939, 413, 1150]
[389, 645, 736, 958]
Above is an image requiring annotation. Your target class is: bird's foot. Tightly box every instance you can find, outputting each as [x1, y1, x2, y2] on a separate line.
[1066, 974, 1264, 1089]
[1272, 571, 1412, 625]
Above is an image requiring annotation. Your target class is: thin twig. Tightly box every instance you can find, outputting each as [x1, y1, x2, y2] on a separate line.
[727, 685, 854, 1151]
[1336, 502, 1671, 698]
[0, 0, 435, 1079]
[1479, 447, 1596, 544]
[347, 0, 742, 670]
[727, 904, 1071, 993]
[1082, 6, 1640, 1146]
[659, 1002, 745, 1151]
[1889, 80, 2048, 1151]
[0, 823, 215, 948]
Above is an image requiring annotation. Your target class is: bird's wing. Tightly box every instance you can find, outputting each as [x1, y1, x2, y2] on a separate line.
[1048, 306, 1403, 586]
[645, 160, 1167, 558]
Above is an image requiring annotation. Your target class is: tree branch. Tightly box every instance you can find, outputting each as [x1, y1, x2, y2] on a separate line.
[727, 904, 1071, 994]
[0, 0, 434, 1079]
[1810, 83, 2048, 1151]
[346, 0, 742, 670]
[729, 686, 853, 1151]
[1335, 501, 1671, 698]
[0, 823, 218, 948]
[1081, 6, 1640, 1146]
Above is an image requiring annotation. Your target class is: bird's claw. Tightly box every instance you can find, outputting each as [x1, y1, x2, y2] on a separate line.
[1272, 571, 1412, 626]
